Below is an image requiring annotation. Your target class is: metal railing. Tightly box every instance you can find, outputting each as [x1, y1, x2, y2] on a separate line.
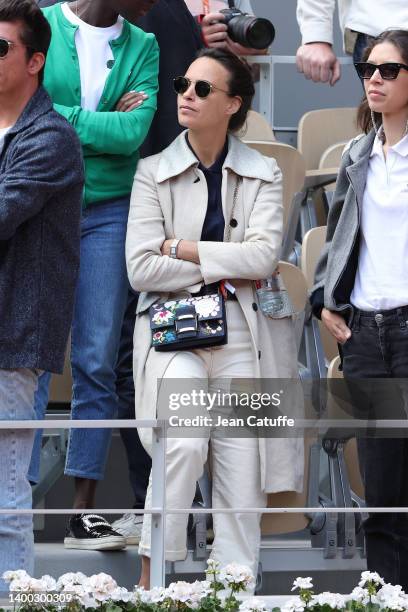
[2, 417, 408, 586]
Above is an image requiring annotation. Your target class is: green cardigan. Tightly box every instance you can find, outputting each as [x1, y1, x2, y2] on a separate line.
[43, 4, 159, 206]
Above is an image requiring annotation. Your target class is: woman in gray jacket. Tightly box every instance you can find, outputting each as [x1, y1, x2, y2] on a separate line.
[126, 48, 303, 588]
[311, 30, 408, 589]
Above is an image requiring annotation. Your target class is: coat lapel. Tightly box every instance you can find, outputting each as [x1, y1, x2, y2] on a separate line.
[172, 168, 209, 241]
[345, 130, 375, 211]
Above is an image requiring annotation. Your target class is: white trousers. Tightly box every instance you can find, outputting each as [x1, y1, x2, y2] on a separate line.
[139, 302, 267, 578]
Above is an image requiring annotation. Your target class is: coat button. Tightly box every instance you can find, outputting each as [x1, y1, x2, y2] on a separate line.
[258, 350, 261, 359]
[229, 218, 238, 228]
[252, 302, 258, 312]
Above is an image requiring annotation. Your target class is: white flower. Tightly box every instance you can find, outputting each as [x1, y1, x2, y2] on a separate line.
[110, 586, 133, 603]
[376, 583, 408, 611]
[189, 580, 212, 608]
[134, 586, 153, 604]
[166, 580, 195, 603]
[69, 584, 97, 609]
[206, 559, 221, 573]
[86, 573, 118, 602]
[281, 596, 305, 612]
[219, 563, 255, 588]
[27, 577, 57, 592]
[239, 596, 269, 612]
[36, 575, 57, 591]
[347, 586, 370, 605]
[56, 572, 88, 589]
[2, 570, 30, 583]
[311, 592, 346, 609]
[291, 577, 313, 591]
[358, 571, 385, 587]
[148, 586, 167, 603]
[8, 575, 33, 593]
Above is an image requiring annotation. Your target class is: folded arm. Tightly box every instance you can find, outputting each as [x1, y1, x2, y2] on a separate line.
[126, 159, 203, 293]
[196, 167, 283, 283]
[54, 37, 159, 156]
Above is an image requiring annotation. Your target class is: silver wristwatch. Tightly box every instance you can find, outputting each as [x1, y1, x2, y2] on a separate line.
[170, 239, 181, 259]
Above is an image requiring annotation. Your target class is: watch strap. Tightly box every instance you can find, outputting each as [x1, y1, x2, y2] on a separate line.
[170, 239, 181, 259]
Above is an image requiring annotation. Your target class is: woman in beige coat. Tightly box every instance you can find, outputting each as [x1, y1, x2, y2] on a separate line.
[126, 48, 303, 587]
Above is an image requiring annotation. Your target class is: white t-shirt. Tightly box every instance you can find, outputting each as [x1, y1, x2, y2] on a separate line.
[350, 132, 408, 310]
[185, 0, 254, 16]
[0, 126, 11, 154]
[61, 3, 123, 111]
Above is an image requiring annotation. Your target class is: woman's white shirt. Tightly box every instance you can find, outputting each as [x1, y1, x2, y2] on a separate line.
[184, 0, 254, 16]
[61, 2, 123, 111]
[350, 132, 408, 310]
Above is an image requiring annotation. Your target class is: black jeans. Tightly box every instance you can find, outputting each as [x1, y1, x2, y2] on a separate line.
[342, 306, 408, 588]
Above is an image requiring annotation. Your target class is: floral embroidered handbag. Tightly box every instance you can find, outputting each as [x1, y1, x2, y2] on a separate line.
[149, 291, 227, 351]
[149, 176, 241, 352]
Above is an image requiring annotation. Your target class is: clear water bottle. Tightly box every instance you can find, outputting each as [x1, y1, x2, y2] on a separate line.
[255, 269, 294, 318]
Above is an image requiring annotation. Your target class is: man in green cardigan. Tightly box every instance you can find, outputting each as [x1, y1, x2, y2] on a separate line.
[37, 0, 159, 550]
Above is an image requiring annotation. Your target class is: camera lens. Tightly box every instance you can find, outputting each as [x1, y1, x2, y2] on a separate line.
[228, 16, 275, 50]
[246, 18, 275, 49]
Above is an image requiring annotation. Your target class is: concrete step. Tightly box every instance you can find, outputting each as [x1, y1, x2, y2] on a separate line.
[35, 543, 141, 590]
[33, 542, 365, 596]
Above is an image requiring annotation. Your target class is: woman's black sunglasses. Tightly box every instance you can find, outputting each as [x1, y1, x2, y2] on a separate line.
[173, 76, 230, 99]
[355, 61, 408, 80]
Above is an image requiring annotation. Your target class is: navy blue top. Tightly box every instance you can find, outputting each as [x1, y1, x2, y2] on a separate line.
[187, 135, 228, 242]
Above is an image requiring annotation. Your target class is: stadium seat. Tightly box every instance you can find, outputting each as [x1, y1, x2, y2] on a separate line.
[262, 262, 310, 535]
[242, 110, 276, 142]
[298, 108, 359, 172]
[245, 140, 306, 263]
[319, 141, 348, 170]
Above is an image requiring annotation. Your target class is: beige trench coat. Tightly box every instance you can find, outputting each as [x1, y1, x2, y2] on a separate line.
[126, 131, 304, 494]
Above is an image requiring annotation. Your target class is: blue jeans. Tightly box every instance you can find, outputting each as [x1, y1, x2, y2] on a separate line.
[65, 198, 131, 480]
[28, 372, 51, 485]
[0, 368, 39, 593]
[30, 296, 151, 503]
[30, 198, 151, 502]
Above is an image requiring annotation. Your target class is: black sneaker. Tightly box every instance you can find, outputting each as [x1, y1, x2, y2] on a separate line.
[64, 514, 127, 550]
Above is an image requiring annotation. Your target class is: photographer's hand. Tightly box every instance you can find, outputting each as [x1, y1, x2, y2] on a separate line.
[201, 12, 267, 56]
[225, 36, 268, 56]
[201, 12, 229, 49]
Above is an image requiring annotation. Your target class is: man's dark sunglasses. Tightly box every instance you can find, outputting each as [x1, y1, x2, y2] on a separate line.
[355, 61, 408, 80]
[0, 37, 33, 58]
[173, 75, 229, 99]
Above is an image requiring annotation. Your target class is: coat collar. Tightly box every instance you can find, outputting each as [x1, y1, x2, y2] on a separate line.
[156, 130, 274, 183]
[7, 87, 53, 138]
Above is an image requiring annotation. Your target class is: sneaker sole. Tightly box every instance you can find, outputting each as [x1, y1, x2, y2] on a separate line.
[124, 535, 140, 545]
[64, 536, 126, 551]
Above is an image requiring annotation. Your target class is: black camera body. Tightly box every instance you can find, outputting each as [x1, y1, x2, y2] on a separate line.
[219, 7, 275, 50]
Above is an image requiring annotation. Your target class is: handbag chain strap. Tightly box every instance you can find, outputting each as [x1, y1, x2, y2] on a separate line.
[224, 175, 242, 243]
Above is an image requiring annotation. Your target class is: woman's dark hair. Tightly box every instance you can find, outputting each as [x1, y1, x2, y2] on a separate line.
[196, 47, 255, 132]
[357, 29, 408, 133]
[0, 0, 51, 84]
